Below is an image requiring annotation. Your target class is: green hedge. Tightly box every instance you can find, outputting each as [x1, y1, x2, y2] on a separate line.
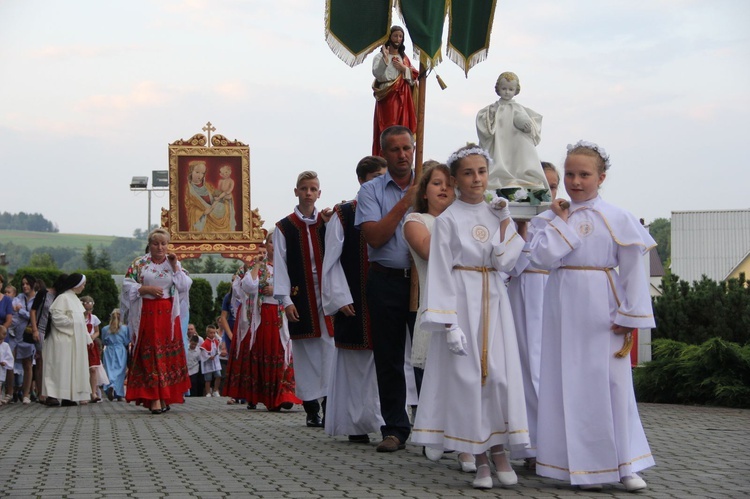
[634, 337, 750, 408]
[11, 268, 118, 321]
[653, 273, 750, 345]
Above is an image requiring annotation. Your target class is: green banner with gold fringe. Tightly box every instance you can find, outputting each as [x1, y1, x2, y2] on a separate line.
[325, 0, 496, 74]
[398, 0, 447, 70]
[447, 0, 497, 75]
[325, 0, 393, 67]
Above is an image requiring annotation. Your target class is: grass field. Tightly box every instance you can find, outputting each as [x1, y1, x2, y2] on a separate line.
[0, 230, 121, 251]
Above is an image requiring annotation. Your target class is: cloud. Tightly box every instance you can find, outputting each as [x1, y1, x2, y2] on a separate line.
[213, 80, 248, 101]
[28, 44, 144, 60]
[76, 81, 178, 112]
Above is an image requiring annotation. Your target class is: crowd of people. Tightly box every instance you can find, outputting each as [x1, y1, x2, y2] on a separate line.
[262, 125, 656, 492]
[0, 125, 657, 493]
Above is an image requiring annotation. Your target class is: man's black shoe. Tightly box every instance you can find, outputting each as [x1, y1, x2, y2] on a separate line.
[306, 414, 324, 427]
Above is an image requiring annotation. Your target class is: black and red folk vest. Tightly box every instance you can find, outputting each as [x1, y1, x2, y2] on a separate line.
[276, 213, 334, 340]
[332, 201, 373, 350]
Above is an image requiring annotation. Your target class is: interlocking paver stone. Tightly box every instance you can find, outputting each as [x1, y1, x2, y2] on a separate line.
[1, 398, 748, 497]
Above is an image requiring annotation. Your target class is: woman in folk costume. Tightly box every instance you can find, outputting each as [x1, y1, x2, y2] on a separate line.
[122, 228, 192, 414]
[528, 141, 655, 492]
[221, 264, 254, 406]
[507, 162, 560, 468]
[241, 229, 301, 411]
[411, 145, 529, 490]
[42, 273, 92, 406]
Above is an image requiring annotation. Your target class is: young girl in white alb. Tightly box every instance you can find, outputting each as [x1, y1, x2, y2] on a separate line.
[507, 162, 560, 468]
[411, 145, 529, 490]
[529, 141, 655, 492]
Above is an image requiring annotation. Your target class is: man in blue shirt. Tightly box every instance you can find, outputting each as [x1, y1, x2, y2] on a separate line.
[355, 125, 422, 452]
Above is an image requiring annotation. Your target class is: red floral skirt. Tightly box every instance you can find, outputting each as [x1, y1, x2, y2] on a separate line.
[126, 298, 190, 406]
[222, 310, 253, 401]
[225, 303, 300, 409]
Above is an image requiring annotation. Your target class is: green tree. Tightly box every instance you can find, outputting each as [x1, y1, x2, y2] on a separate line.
[654, 273, 750, 345]
[95, 247, 112, 272]
[214, 280, 232, 318]
[648, 218, 671, 267]
[182, 258, 203, 274]
[83, 244, 97, 269]
[189, 277, 215, 333]
[0, 211, 57, 232]
[203, 255, 224, 273]
[28, 253, 57, 269]
[634, 338, 750, 408]
[0, 242, 32, 273]
[33, 246, 77, 268]
[81, 269, 119, 319]
[11, 268, 63, 294]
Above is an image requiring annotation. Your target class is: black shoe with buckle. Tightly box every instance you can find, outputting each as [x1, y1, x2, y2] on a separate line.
[306, 414, 324, 428]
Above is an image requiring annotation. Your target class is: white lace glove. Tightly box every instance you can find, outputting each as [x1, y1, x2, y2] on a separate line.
[446, 325, 468, 356]
[489, 195, 511, 221]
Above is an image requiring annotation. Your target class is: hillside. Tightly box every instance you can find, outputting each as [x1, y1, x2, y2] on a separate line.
[0, 230, 122, 251]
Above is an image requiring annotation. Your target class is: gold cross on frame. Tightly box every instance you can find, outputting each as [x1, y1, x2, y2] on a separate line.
[202, 121, 216, 144]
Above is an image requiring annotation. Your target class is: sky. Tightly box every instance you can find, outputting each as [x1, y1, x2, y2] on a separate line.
[1, 0, 748, 238]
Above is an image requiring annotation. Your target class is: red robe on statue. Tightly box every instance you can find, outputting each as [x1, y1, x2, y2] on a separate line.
[372, 50, 418, 155]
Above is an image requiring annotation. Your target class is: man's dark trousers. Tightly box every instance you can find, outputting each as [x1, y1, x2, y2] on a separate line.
[367, 267, 421, 444]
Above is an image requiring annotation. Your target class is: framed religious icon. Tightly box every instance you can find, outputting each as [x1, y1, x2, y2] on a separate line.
[163, 124, 266, 261]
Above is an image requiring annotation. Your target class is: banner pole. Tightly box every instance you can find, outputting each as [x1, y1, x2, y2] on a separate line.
[415, 61, 427, 179]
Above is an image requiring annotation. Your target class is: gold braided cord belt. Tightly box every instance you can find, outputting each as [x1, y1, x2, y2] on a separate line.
[453, 265, 497, 385]
[522, 269, 549, 275]
[559, 266, 632, 358]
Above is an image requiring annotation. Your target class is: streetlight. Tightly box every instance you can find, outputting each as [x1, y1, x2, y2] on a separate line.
[130, 171, 169, 232]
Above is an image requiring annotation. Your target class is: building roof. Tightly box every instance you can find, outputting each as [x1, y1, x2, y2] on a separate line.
[671, 209, 750, 283]
[649, 248, 665, 277]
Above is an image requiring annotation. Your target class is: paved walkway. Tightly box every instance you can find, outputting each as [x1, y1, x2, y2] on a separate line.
[1, 399, 748, 498]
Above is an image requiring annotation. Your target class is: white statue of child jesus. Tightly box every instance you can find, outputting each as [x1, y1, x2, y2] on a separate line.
[476, 72, 549, 198]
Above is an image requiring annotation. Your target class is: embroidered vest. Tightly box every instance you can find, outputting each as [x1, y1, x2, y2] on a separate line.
[332, 201, 373, 350]
[276, 214, 333, 340]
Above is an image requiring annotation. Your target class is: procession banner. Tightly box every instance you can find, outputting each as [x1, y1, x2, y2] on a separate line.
[325, 0, 392, 67]
[398, 0, 448, 70]
[447, 0, 498, 75]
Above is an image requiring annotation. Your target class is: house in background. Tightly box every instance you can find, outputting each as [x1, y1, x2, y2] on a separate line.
[648, 248, 665, 297]
[671, 209, 750, 283]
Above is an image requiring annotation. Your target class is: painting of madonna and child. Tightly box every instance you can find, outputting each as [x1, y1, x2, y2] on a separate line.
[177, 157, 242, 234]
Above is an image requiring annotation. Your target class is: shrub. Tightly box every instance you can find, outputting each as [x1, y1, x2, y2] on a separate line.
[81, 269, 119, 320]
[634, 337, 750, 408]
[10, 268, 117, 321]
[11, 267, 63, 293]
[653, 273, 750, 345]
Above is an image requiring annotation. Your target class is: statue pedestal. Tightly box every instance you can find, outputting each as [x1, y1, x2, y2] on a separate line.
[509, 202, 551, 222]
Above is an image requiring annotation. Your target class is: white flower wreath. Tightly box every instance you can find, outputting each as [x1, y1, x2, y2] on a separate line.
[567, 140, 612, 170]
[446, 146, 493, 169]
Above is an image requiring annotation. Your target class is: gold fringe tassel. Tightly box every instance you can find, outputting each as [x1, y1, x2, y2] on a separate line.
[615, 331, 634, 358]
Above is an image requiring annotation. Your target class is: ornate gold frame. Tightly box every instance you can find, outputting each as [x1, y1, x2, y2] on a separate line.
[162, 126, 266, 262]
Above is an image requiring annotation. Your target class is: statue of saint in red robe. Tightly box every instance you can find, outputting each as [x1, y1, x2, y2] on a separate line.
[371, 26, 418, 155]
